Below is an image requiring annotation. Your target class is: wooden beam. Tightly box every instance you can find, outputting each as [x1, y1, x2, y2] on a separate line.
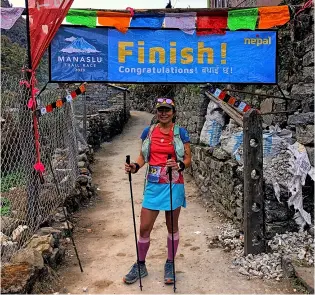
[204, 91, 243, 127]
[21, 5, 303, 15]
[243, 109, 265, 255]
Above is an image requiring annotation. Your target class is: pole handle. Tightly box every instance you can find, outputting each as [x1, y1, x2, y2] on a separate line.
[126, 155, 131, 182]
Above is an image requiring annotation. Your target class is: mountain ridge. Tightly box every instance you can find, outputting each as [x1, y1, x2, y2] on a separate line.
[61, 37, 100, 53]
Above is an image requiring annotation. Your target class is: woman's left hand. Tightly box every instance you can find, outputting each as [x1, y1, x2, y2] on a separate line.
[166, 159, 179, 170]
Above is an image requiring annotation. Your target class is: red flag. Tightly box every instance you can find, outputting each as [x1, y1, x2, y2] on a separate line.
[28, 0, 74, 70]
[25, 0, 73, 178]
[197, 11, 228, 36]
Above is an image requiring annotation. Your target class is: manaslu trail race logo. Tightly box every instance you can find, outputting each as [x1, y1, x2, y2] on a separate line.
[57, 36, 103, 71]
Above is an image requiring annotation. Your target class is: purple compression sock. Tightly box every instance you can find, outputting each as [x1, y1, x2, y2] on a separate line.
[167, 231, 179, 261]
[138, 236, 150, 262]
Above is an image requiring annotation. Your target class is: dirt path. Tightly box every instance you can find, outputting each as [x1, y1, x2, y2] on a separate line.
[57, 111, 295, 294]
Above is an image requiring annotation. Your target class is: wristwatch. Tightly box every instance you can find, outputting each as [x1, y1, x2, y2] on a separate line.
[177, 161, 185, 172]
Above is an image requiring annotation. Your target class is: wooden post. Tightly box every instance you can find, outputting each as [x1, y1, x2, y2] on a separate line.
[243, 109, 265, 255]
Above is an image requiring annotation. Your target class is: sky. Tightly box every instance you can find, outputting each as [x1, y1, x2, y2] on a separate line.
[9, 0, 208, 9]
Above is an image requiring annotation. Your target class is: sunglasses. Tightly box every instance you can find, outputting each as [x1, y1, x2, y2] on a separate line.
[156, 98, 175, 106]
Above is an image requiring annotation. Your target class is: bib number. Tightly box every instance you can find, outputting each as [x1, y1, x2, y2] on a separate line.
[147, 166, 161, 183]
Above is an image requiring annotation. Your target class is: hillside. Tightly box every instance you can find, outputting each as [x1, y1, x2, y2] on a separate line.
[1, 0, 27, 48]
[1, 0, 48, 84]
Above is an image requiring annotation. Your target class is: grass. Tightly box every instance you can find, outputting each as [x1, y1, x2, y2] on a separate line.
[0, 170, 27, 193]
[291, 277, 310, 294]
[0, 170, 27, 215]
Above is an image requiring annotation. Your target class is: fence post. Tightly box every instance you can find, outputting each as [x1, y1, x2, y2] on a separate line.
[243, 109, 265, 255]
[123, 91, 127, 122]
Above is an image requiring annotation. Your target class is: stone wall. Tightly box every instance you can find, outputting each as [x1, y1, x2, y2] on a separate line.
[75, 84, 125, 114]
[189, 146, 244, 223]
[189, 145, 304, 238]
[173, 85, 211, 144]
[1, 145, 96, 294]
[86, 106, 130, 148]
[72, 83, 131, 148]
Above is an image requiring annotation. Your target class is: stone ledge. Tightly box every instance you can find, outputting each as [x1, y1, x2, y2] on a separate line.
[1, 262, 39, 294]
[287, 112, 314, 125]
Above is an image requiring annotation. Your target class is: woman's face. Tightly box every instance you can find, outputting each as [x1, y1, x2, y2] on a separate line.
[157, 107, 174, 124]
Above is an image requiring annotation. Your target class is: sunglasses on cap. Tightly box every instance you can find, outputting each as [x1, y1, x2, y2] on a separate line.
[156, 98, 175, 106]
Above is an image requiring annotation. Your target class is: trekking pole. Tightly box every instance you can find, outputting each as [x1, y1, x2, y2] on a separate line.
[126, 155, 143, 291]
[46, 153, 83, 272]
[167, 154, 176, 293]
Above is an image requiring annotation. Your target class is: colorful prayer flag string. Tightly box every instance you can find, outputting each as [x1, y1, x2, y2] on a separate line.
[35, 83, 86, 118]
[64, 5, 295, 32]
[258, 6, 290, 29]
[207, 85, 253, 114]
[196, 11, 228, 35]
[164, 12, 196, 34]
[66, 9, 97, 28]
[97, 11, 131, 33]
[228, 8, 258, 31]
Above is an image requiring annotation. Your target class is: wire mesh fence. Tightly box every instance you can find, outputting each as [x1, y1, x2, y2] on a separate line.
[1, 72, 83, 263]
[1, 73, 128, 263]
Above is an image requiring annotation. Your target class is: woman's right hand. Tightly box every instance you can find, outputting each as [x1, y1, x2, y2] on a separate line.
[125, 163, 136, 174]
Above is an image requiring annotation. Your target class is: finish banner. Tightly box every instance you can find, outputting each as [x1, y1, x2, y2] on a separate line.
[50, 26, 277, 84]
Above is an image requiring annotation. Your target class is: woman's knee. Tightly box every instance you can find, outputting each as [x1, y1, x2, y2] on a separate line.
[165, 208, 180, 233]
[166, 224, 179, 233]
[166, 217, 179, 233]
[140, 224, 153, 237]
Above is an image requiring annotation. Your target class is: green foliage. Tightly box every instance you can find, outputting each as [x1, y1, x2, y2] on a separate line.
[0, 197, 11, 216]
[187, 85, 200, 95]
[1, 35, 26, 79]
[1, 0, 48, 84]
[1, 0, 27, 48]
[0, 170, 27, 193]
[37, 51, 49, 87]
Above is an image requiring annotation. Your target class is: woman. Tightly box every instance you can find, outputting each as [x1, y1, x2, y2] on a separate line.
[124, 97, 191, 285]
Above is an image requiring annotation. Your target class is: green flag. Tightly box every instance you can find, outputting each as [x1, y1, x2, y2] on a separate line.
[66, 9, 97, 28]
[228, 8, 258, 31]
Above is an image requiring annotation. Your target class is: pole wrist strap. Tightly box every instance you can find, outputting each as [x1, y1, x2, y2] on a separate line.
[133, 163, 140, 173]
[177, 160, 185, 172]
